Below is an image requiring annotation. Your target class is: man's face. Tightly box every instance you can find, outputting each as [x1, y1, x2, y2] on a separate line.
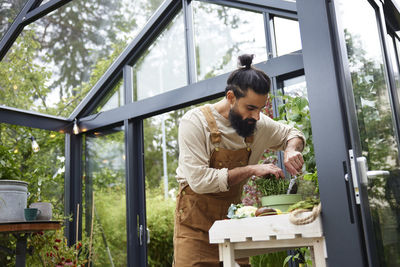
[228, 89, 268, 137]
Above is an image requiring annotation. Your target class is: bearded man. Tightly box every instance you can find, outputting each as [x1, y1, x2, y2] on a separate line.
[173, 54, 305, 267]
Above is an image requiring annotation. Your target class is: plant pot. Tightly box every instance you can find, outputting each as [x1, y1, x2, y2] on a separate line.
[261, 194, 302, 212]
[30, 202, 53, 221]
[0, 180, 29, 222]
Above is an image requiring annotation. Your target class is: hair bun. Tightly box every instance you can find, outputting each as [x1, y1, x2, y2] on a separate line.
[237, 54, 254, 69]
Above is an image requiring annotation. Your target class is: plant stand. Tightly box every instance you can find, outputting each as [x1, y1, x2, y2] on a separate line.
[0, 221, 61, 267]
[209, 213, 326, 267]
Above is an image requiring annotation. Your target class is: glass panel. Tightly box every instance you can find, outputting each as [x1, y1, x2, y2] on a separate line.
[133, 11, 186, 101]
[0, 0, 163, 117]
[84, 127, 126, 266]
[0, 124, 65, 211]
[273, 16, 302, 56]
[0, 0, 28, 40]
[193, 1, 267, 81]
[144, 98, 222, 265]
[282, 75, 307, 98]
[92, 78, 124, 114]
[0, 124, 64, 265]
[338, 0, 400, 265]
[144, 110, 186, 266]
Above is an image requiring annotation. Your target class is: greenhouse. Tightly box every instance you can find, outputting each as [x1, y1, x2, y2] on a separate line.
[0, 0, 400, 266]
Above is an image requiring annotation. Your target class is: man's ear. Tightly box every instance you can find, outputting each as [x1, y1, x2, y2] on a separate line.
[226, 90, 236, 106]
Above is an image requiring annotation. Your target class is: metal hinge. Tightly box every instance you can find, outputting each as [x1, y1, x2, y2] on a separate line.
[139, 225, 150, 246]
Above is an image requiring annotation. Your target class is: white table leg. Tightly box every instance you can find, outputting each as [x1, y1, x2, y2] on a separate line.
[221, 240, 236, 267]
[312, 238, 326, 267]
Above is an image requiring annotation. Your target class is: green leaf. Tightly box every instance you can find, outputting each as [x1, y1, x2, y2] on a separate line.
[283, 255, 293, 267]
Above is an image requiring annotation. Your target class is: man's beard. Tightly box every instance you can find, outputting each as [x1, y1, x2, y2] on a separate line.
[228, 107, 257, 138]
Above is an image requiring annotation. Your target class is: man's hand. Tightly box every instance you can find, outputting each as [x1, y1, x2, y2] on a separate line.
[284, 150, 304, 175]
[251, 163, 285, 179]
[284, 137, 305, 175]
[228, 163, 285, 187]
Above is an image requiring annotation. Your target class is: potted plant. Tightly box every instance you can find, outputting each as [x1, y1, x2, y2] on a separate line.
[254, 175, 302, 212]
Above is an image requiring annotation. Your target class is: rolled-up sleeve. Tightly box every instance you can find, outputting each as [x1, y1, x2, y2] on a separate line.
[176, 115, 229, 194]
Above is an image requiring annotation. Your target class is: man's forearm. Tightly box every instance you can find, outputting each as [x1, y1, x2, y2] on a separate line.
[284, 137, 305, 175]
[227, 165, 255, 188]
[285, 137, 304, 152]
[227, 163, 285, 187]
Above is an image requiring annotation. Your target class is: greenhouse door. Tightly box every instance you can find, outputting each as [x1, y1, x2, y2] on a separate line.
[330, 0, 400, 266]
[297, 0, 400, 266]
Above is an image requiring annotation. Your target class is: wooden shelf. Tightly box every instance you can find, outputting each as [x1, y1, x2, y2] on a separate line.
[209, 213, 326, 267]
[0, 221, 61, 233]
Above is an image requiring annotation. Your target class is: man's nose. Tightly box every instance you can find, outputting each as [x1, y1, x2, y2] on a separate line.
[251, 111, 260, 121]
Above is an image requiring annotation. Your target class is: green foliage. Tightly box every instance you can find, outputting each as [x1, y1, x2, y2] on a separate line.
[27, 228, 89, 267]
[250, 251, 288, 267]
[89, 189, 127, 266]
[146, 189, 176, 266]
[0, 144, 21, 179]
[298, 171, 319, 198]
[254, 175, 290, 196]
[287, 197, 320, 212]
[283, 248, 311, 267]
[274, 92, 315, 173]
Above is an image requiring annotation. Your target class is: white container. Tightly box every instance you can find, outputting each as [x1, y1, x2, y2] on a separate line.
[0, 180, 28, 222]
[30, 202, 53, 221]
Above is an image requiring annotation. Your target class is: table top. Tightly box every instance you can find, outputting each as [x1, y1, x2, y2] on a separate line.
[0, 221, 62, 233]
[209, 212, 323, 244]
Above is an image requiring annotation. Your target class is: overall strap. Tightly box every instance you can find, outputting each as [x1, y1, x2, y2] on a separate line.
[245, 135, 254, 144]
[200, 106, 221, 144]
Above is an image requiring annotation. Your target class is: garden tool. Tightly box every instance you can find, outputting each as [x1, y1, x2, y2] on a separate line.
[287, 175, 298, 194]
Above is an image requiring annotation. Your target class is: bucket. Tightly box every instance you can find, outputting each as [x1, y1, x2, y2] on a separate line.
[261, 194, 302, 212]
[0, 180, 29, 222]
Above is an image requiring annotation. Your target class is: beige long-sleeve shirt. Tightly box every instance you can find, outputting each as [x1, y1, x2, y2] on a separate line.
[176, 104, 305, 194]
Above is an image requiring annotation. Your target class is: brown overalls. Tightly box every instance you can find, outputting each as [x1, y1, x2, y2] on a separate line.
[173, 106, 252, 267]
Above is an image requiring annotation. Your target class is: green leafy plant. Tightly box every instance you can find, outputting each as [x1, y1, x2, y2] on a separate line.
[283, 248, 311, 267]
[275, 92, 315, 173]
[254, 175, 290, 197]
[146, 188, 175, 266]
[27, 228, 88, 267]
[250, 251, 289, 267]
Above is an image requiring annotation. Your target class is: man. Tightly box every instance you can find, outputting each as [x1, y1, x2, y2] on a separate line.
[173, 54, 305, 267]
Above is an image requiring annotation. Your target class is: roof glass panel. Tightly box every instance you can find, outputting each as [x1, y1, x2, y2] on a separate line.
[0, 0, 163, 117]
[0, 0, 29, 40]
[133, 11, 187, 101]
[273, 16, 302, 56]
[92, 78, 124, 114]
[192, 1, 267, 81]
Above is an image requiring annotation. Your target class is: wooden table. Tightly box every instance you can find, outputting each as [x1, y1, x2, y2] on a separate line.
[209, 213, 326, 267]
[0, 221, 61, 267]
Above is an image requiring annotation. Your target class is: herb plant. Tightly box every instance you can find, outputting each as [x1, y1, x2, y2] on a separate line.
[254, 175, 290, 197]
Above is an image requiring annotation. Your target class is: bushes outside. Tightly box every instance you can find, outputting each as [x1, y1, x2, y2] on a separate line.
[146, 190, 176, 267]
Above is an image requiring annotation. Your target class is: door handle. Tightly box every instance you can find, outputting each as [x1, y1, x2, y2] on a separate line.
[357, 156, 390, 183]
[366, 170, 390, 179]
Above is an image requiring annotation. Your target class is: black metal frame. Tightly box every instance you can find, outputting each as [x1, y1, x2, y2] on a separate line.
[64, 133, 83, 245]
[0, 105, 69, 132]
